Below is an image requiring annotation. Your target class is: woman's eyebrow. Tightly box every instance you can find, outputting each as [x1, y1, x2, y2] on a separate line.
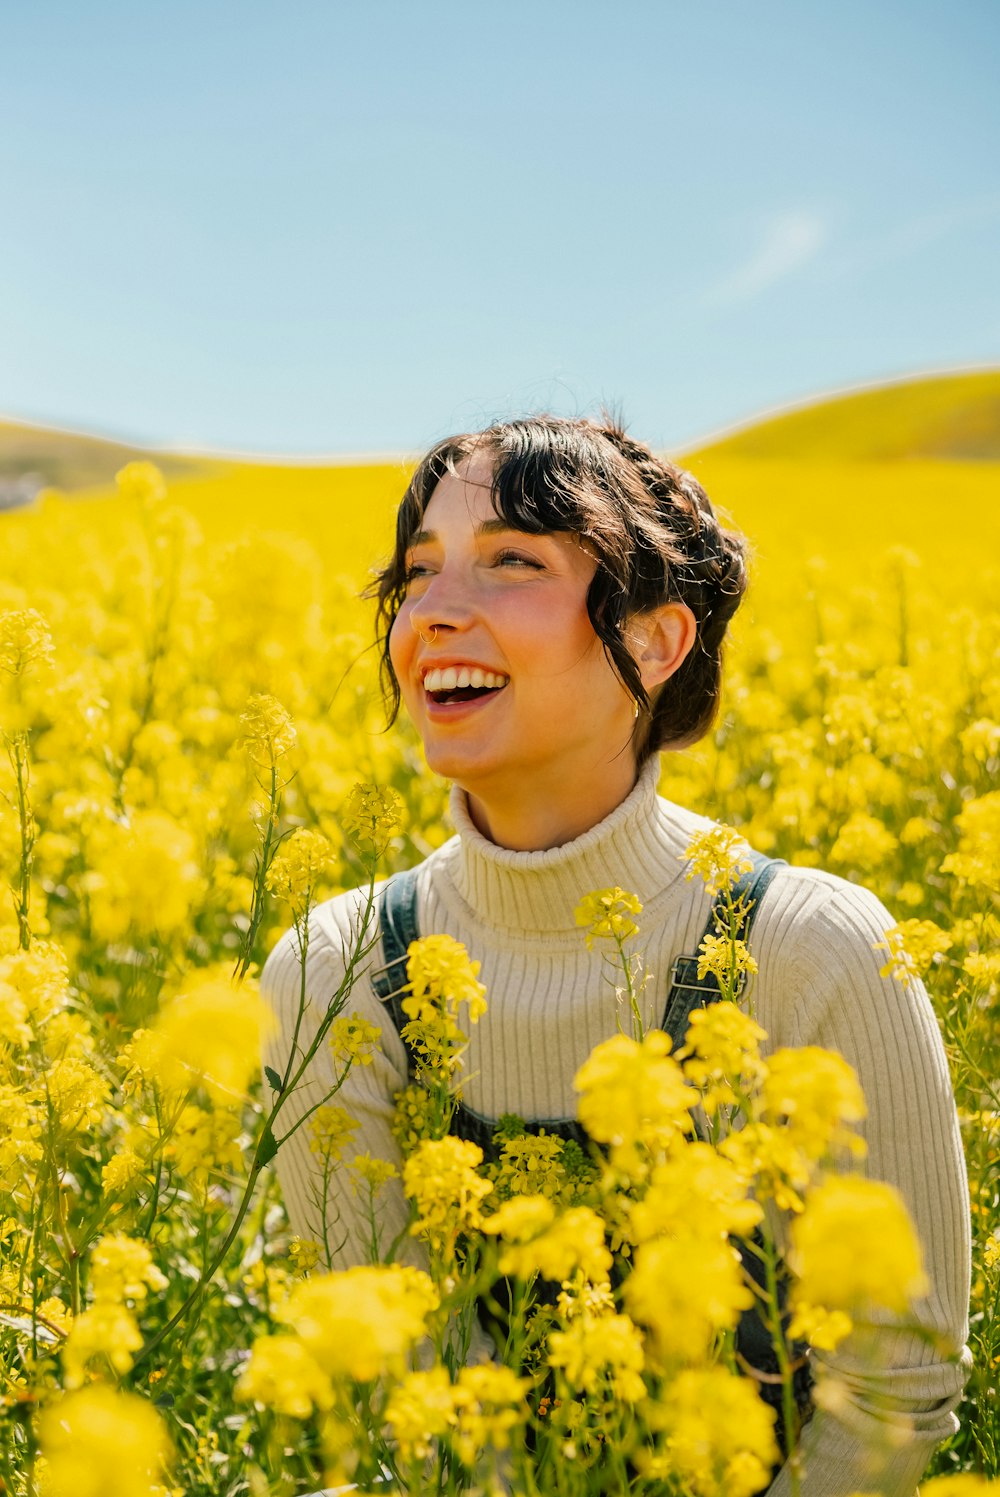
[408, 519, 532, 547]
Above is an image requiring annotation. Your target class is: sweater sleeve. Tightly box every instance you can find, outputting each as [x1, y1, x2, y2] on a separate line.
[757, 873, 971, 1497]
[259, 893, 418, 1270]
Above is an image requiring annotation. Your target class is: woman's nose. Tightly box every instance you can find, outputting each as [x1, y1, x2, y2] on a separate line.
[408, 569, 475, 637]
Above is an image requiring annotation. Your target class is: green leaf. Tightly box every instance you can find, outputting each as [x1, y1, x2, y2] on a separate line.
[264, 1065, 284, 1093]
[257, 1125, 279, 1167]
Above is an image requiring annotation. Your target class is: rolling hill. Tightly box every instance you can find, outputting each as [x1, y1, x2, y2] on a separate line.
[685, 370, 1000, 463]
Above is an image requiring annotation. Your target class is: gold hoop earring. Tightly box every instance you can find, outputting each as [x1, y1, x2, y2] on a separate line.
[633, 699, 640, 721]
[418, 626, 438, 645]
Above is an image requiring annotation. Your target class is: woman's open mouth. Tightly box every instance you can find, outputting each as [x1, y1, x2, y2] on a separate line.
[423, 666, 510, 706]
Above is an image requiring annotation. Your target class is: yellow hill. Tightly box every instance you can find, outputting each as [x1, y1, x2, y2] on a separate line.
[3, 372, 999, 597]
[685, 369, 1000, 463]
[0, 418, 220, 499]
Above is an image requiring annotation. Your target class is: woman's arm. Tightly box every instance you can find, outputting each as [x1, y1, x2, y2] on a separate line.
[757, 872, 972, 1497]
[259, 893, 417, 1270]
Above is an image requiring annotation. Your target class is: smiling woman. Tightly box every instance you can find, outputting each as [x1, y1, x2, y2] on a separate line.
[374, 423, 736, 849]
[261, 414, 970, 1497]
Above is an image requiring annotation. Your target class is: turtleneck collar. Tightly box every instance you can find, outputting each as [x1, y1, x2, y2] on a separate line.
[444, 756, 698, 935]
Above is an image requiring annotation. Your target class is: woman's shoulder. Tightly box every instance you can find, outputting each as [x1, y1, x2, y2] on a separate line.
[754, 859, 902, 1000]
[263, 837, 462, 986]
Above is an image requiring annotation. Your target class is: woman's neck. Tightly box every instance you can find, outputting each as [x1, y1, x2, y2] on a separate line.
[462, 757, 641, 852]
[445, 755, 693, 937]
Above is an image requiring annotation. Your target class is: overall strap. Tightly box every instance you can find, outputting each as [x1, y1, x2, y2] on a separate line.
[371, 867, 421, 1041]
[372, 866, 588, 1155]
[660, 851, 785, 1051]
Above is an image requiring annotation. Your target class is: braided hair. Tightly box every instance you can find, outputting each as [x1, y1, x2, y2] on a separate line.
[371, 414, 749, 763]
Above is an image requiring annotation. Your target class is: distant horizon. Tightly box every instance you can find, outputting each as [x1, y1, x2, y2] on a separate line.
[4, 360, 998, 465]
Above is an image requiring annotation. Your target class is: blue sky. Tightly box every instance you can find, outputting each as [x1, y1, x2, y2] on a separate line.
[2, 0, 998, 455]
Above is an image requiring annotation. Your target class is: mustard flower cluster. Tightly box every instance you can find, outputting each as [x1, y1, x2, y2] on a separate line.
[0, 455, 995, 1492]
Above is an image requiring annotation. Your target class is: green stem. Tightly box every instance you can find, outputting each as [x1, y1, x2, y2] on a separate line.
[235, 763, 280, 980]
[10, 733, 34, 951]
[133, 865, 382, 1373]
[760, 1232, 802, 1497]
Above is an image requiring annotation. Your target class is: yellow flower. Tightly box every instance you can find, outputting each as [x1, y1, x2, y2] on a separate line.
[482, 1194, 556, 1242]
[308, 1103, 357, 1161]
[963, 951, 1000, 988]
[760, 1047, 867, 1163]
[491, 1132, 573, 1203]
[787, 1301, 854, 1351]
[116, 459, 168, 506]
[276, 1264, 439, 1382]
[941, 792, 1000, 891]
[448, 1363, 529, 1468]
[0, 607, 54, 676]
[83, 811, 204, 943]
[628, 1143, 762, 1244]
[236, 1334, 333, 1419]
[624, 1234, 754, 1361]
[875, 919, 953, 981]
[384, 1366, 456, 1461]
[548, 1310, 646, 1401]
[682, 825, 754, 896]
[102, 1149, 145, 1196]
[574, 1031, 696, 1174]
[341, 781, 402, 853]
[403, 934, 487, 1024]
[403, 1136, 494, 1251]
[46, 1056, 110, 1131]
[574, 887, 643, 949]
[720, 1120, 813, 1213]
[0, 979, 30, 1047]
[238, 693, 297, 773]
[678, 1003, 767, 1113]
[391, 1082, 438, 1154]
[164, 1103, 244, 1183]
[829, 812, 899, 871]
[695, 933, 758, 988]
[789, 1174, 929, 1316]
[289, 1236, 322, 1272]
[485, 1199, 612, 1285]
[642, 1365, 778, 1497]
[37, 1386, 173, 1497]
[922, 1477, 1000, 1495]
[959, 718, 1000, 764]
[146, 971, 274, 1105]
[0, 943, 69, 1021]
[90, 1235, 167, 1304]
[62, 1300, 143, 1387]
[329, 1010, 382, 1068]
[265, 827, 334, 909]
[349, 1153, 398, 1196]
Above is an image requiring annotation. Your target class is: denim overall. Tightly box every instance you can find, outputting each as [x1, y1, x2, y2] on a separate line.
[370, 852, 813, 1450]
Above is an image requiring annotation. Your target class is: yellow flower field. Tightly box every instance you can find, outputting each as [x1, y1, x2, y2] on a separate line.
[0, 387, 998, 1495]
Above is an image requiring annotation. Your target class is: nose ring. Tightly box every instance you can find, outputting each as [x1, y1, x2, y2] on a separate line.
[417, 626, 438, 645]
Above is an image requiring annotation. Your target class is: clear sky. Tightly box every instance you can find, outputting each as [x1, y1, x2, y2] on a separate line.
[2, 0, 998, 455]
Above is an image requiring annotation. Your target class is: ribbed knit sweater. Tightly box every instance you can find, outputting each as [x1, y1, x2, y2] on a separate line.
[261, 757, 971, 1497]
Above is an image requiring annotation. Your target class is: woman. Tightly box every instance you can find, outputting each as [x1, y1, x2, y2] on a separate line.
[262, 415, 970, 1496]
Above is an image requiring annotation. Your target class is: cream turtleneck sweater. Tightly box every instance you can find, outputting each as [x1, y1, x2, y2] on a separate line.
[261, 758, 970, 1497]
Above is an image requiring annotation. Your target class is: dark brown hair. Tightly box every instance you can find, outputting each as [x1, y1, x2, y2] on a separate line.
[370, 414, 749, 763]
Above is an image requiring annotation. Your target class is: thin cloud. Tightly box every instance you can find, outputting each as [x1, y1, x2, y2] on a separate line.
[821, 193, 1000, 281]
[704, 211, 829, 308]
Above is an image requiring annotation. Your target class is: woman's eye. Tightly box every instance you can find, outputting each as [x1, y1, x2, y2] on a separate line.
[403, 560, 433, 583]
[495, 550, 543, 570]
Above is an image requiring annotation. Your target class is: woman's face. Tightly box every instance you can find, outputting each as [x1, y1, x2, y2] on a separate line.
[388, 452, 640, 817]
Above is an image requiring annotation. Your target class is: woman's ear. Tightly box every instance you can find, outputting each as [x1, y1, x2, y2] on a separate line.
[628, 603, 697, 691]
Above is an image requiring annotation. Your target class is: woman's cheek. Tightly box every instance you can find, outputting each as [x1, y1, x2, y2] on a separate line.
[388, 610, 412, 680]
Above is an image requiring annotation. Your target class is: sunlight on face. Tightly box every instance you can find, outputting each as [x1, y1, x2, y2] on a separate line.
[388, 453, 638, 830]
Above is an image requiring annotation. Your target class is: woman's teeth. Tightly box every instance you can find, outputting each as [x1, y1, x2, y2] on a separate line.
[423, 666, 509, 693]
